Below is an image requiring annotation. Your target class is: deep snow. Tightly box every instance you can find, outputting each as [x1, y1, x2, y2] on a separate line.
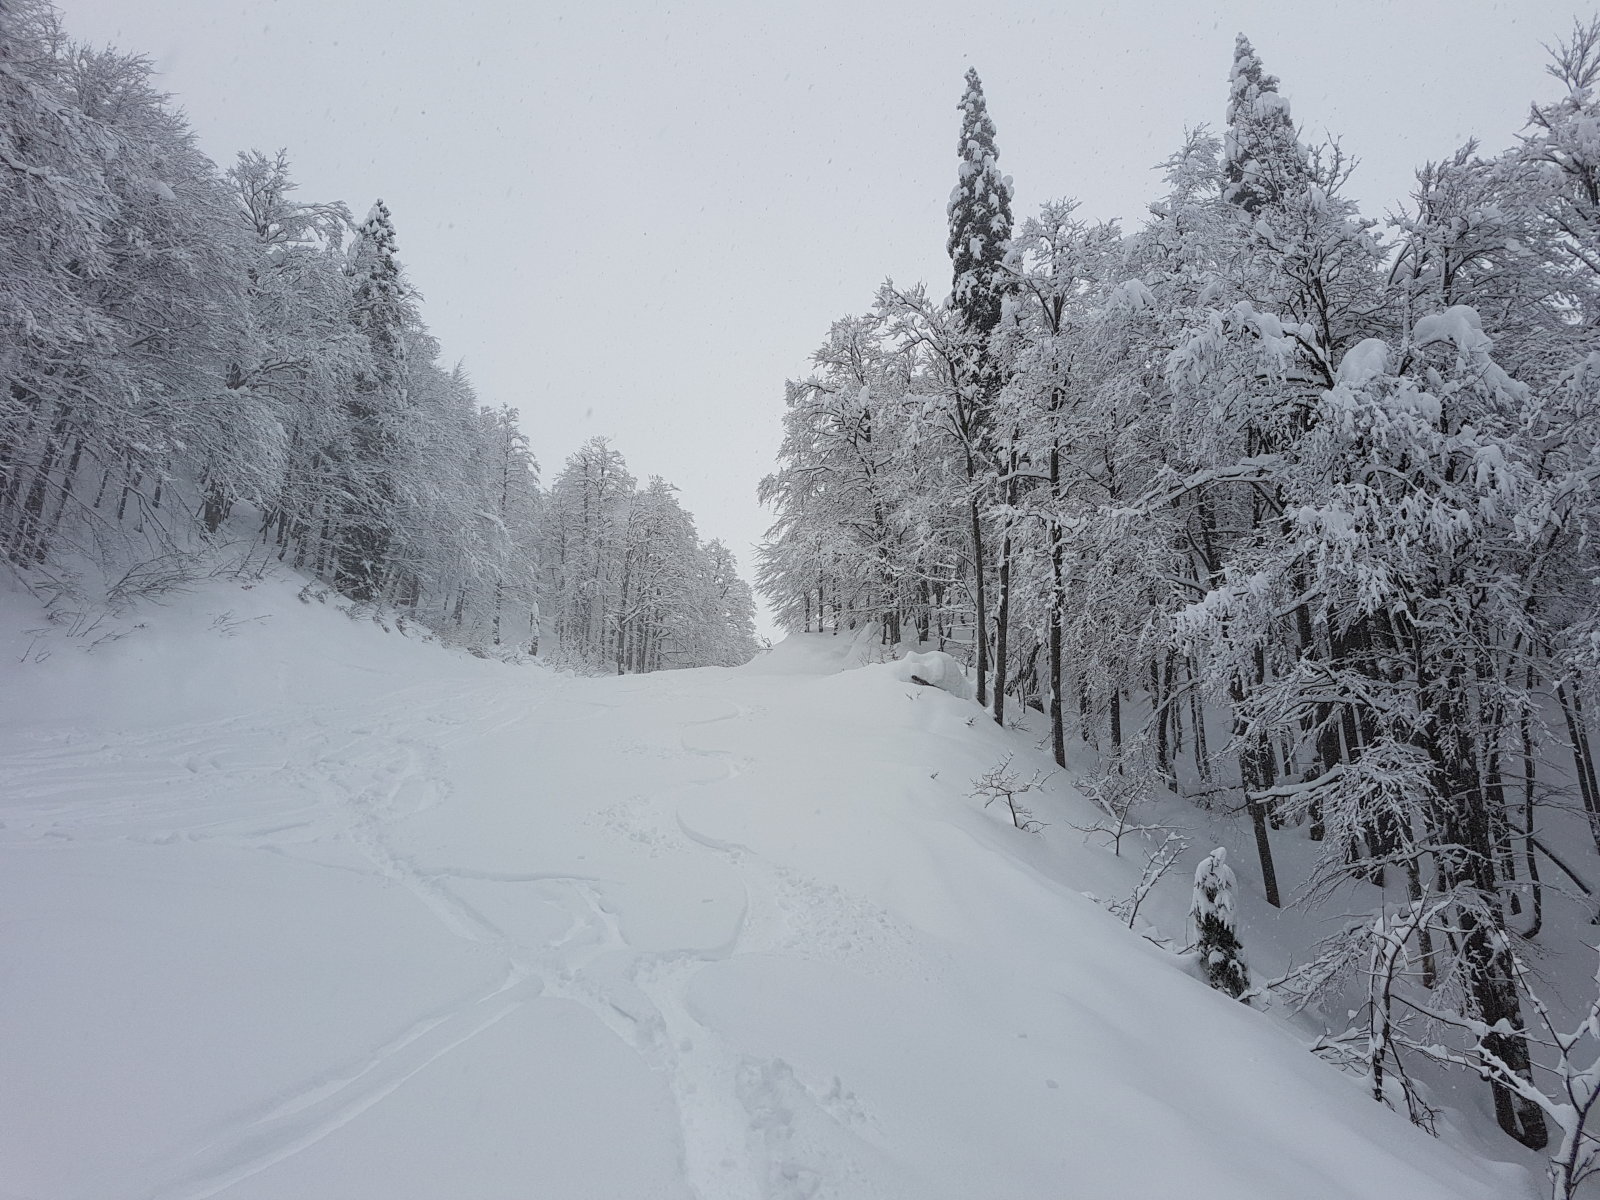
[0, 575, 1538, 1199]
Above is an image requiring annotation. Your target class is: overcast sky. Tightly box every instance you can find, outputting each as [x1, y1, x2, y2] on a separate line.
[62, 0, 1576, 634]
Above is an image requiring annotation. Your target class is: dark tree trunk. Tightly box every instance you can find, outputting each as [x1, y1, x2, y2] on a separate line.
[993, 525, 1011, 726]
[45, 436, 84, 543]
[1432, 667, 1547, 1149]
[1108, 687, 1122, 763]
[12, 404, 70, 563]
[1230, 671, 1281, 909]
[1522, 677, 1543, 939]
[969, 490, 988, 708]
[1049, 549, 1065, 769]
[1191, 679, 1211, 782]
[1559, 683, 1600, 852]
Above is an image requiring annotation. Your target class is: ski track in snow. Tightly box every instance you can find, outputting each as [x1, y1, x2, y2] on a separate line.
[146, 963, 538, 1200]
[1, 677, 597, 1199]
[125, 682, 606, 1199]
[536, 693, 842, 1200]
[37, 671, 852, 1200]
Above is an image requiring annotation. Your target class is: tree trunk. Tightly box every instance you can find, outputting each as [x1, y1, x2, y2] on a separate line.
[1109, 687, 1122, 764]
[1231, 670, 1281, 909]
[993, 524, 1011, 726]
[969, 490, 988, 708]
[11, 404, 70, 563]
[1559, 682, 1600, 855]
[1049, 556, 1065, 768]
[1433, 668, 1547, 1149]
[1522, 677, 1543, 939]
[1191, 677, 1210, 782]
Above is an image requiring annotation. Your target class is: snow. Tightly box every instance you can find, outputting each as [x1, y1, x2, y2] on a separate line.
[1336, 337, 1391, 387]
[1192, 846, 1238, 926]
[0, 575, 1536, 1199]
[1111, 277, 1155, 310]
[1253, 91, 1293, 119]
[889, 648, 974, 700]
[1412, 304, 1493, 356]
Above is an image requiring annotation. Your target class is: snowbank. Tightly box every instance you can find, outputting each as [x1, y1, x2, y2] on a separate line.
[739, 630, 862, 675]
[890, 648, 976, 700]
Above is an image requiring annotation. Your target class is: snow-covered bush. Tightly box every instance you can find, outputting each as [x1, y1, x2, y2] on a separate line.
[970, 756, 1046, 832]
[1191, 848, 1249, 1000]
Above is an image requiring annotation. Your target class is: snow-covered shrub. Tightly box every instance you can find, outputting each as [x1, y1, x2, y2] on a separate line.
[970, 756, 1046, 832]
[1192, 848, 1249, 999]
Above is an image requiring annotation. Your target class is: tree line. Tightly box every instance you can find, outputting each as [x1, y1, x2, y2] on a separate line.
[0, 0, 758, 671]
[758, 26, 1600, 1167]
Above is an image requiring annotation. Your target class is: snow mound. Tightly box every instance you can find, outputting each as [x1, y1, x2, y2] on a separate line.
[841, 620, 888, 667]
[1412, 304, 1492, 355]
[1336, 337, 1390, 386]
[740, 631, 862, 675]
[890, 649, 975, 700]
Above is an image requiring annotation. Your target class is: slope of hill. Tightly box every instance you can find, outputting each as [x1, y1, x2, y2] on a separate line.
[0, 574, 1536, 1199]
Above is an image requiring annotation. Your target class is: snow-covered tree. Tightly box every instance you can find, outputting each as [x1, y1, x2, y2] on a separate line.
[335, 200, 413, 602]
[947, 68, 1014, 714]
[948, 67, 1013, 350]
[1191, 848, 1248, 999]
[0, 2, 759, 671]
[1222, 35, 1307, 215]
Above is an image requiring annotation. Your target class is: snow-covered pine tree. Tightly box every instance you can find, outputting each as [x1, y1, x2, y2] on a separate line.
[946, 68, 1013, 713]
[948, 67, 1013, 350]
[1191, 848, 1249, 999]
[1222, 35, 1307, 215]
[338, 199, 413, 603]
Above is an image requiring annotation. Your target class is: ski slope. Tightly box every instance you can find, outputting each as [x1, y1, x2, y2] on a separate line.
[0, 576, 1535, 1199]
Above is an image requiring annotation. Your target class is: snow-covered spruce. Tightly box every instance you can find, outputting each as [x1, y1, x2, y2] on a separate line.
[1190, 848, 1249, 1000]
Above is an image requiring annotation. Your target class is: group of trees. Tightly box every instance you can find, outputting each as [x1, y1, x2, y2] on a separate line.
[0, 0, 756, 671]
[759, 26, 1600, 1168]
[545, 437, 760, 671]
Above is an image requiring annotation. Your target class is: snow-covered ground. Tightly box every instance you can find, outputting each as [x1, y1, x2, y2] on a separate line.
[0, 575, 1539, 1199]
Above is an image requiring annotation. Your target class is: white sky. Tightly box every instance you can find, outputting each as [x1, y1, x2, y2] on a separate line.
[63, 0, 1576, 637]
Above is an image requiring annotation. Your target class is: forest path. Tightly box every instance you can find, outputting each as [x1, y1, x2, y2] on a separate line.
[0, 578, 1533, 1200]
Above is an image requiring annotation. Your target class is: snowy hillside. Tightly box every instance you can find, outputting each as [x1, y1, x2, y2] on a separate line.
[0, 575, 1536, 1199]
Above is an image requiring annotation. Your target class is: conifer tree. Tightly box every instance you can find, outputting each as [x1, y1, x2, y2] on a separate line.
[1191, 848, 1249, 1000]
[946, 68, 1013, 714]
[1222, 35, 1307, 214]
[338, 199, 412, 602]
[948, 68, 1013, 345]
